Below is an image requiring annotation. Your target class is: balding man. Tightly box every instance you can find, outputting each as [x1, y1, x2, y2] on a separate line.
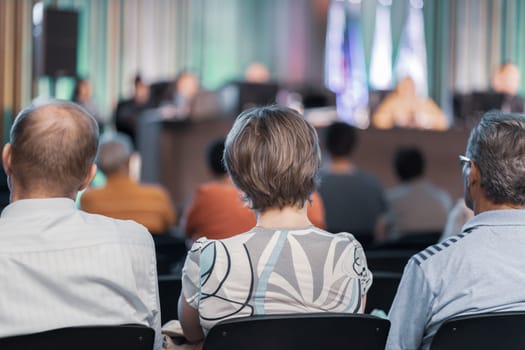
[80, 133, 176, 234]
[0, 100, 161, 349]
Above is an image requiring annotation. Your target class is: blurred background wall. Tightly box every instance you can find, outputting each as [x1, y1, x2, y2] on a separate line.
[1, 0, 525, 139]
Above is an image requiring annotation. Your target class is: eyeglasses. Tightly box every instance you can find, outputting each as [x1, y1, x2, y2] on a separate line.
[459, 155, 471, 167]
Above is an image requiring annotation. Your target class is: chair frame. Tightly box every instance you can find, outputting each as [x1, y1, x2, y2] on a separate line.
[0, 324, 154, 350]
[203, 313, 390, 350]
[430, 311, 525, 350]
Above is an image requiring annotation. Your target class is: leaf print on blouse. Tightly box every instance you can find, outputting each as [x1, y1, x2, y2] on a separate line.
[256, 232, 365, 314]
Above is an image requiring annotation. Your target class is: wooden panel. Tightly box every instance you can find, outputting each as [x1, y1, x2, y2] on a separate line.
[149, 119, 471, 210]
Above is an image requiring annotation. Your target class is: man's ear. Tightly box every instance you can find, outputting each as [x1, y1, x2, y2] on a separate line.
[79, 164, 97, 191]
[468, 161, 481, 187]
[2, 143, 12, 176]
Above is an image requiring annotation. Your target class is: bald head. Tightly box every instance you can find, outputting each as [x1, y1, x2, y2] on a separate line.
[5, 100, 99, 198]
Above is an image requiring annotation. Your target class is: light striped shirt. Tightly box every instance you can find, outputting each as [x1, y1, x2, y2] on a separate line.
[387, 209, 525, 350]
[0, 198, 161, 349]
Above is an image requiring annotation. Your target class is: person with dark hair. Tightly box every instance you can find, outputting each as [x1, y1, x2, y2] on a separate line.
[184, 138, 327, 240]
[318, 121, 388, 243]
[183, 138, 256, 240]
[387, 111, 525, 349]
[385, 146, 452, 238]
[80, 133, 177, 235]
[178, 106, 371, 347]
[114, 75, 154, 147]
[0, 100, 161, 349]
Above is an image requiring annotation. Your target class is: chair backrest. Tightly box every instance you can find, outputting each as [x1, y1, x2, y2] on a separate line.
[430, 311, 525, 350]
[364, 271, 402, 314]
[158, 274, 182, 324]
[371, 232, 441, 251]
[365, 250, 415, 273]
[203, 313, 390, 350]
[0, 324, 154, 350]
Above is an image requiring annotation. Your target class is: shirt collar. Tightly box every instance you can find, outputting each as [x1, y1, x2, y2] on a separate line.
[1, 198, 77, 218]
[461, 209, 525, 233]
[105, 174, 135, 185]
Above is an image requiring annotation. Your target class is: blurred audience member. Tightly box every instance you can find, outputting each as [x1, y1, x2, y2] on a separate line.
[185, 138, 325, 241]
[491, 62, 525, 113]
[81, 133, 176, 234]
[72, 78, 104, 131]
[386, 146, 452, 238]
[387, 111, 525, 349]
[162, 70, 201, 118]
[179, 106, 371, 346]
[318, 121, 387, 242]
[0, 100, 161, 348]
[115, 75, 153, 146]
[244, 62, 271, 83]
[439, 198, 474, 242]
[372, 76, 448, 130]
[184, 138, 255, 240]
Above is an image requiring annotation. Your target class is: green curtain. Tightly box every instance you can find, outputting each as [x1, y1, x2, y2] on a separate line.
[26, 0, 525, 125]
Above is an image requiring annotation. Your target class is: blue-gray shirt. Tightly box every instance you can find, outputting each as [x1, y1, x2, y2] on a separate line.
[387, 209, 525, 350]
[319, 170, 387, 235]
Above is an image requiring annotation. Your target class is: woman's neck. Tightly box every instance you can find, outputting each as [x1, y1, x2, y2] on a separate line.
[256, 205, 311, 229]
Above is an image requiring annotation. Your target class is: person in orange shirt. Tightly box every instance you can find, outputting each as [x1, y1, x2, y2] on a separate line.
[184, 139, 325, 241]
[81, 133, 176, 234]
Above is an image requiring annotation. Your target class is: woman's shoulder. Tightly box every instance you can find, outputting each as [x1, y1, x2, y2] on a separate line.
[188, 230, 256, 253]
[311, 227, 365, 248]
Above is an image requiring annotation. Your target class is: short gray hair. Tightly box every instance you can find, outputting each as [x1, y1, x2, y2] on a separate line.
[96, 133, 133, 175]
[466, 111, 525, 205]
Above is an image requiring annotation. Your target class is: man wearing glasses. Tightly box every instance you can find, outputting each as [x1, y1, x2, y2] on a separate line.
[386, 111, 525, 350]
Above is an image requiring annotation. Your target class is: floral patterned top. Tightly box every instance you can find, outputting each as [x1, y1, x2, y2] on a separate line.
[181, 226, 372, 334]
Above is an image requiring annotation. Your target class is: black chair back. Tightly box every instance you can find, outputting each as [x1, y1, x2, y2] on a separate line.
[203, 313, 390, 350]
[430, 311, 525, 350]
[0, 324, 154, 350]
[365, 250, 414, 273]
[152, 234, 187, 275]
[158, 274, 182, 324]
[371, 232, 441, 251]
[365, 272, 402, 314]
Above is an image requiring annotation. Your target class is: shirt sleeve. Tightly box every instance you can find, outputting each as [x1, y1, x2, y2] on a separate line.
[386, 259, 434, 350]
[181, 238, 208, 308]
[127, 224, 163, 350]
[354, 240, 373, 295]
[148, 243, 163, 350]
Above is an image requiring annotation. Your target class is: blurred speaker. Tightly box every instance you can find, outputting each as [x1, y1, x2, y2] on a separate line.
[34, 8, 78, 77]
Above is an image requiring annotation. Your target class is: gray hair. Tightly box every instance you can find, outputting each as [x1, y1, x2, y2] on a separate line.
[96, 133, 133, 175]
[466, 111, 525, 205]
